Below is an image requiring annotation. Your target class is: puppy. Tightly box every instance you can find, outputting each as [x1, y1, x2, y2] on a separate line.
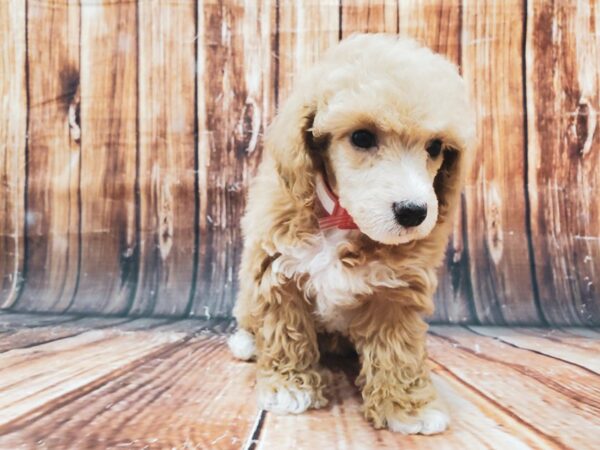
[228, 34, 474, 434]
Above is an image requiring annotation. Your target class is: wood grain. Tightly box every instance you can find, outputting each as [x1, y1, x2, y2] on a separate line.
[131, 0, 197, 316]
[526, 0, 600, 325]
[461, 0, 539, 324]
[0, 320, 598, 448]
[432, 326, 600, 403]
[396, 0, 472, 324]
[470, 326, 600, 373]
[15, 0, 81, 313]
[398, 0, 462, 63]
[277, 1, 340, 101]
[257, 369, 551, 449]
[563, 327, 600, 339]
[0, 1, 598, 324]
[429, 326, 600, 448]
[428, 364, 557, 450]
[72, 0, 140, 314]
[0, 327, 186, 429]
[341, 0, 398, 34]
[0, 334, 260, 450]
[0, 316, 132, 352]
[0, 312, 77, 331]
[0, 0, 26, 309]
[192, 0, 276, 317]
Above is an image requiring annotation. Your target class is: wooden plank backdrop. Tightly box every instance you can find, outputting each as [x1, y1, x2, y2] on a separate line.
[0, 1, 26, 311]
[0, 0, 598, 325]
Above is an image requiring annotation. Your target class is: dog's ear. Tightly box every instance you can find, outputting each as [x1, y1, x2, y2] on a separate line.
[265, 95, 323, 203]
[434, 148, 464, 223]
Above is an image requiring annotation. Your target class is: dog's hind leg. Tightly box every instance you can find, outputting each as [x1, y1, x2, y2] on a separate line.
[228, 328, 256, 361]
[228, 242, 274, 361]
[229, 275, 258, 361]
[228, 279, 258, 361]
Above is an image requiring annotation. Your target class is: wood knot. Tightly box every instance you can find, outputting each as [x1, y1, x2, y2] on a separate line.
[236, 98, 261, 155]
[567, 97, 596, 157]
[60, 67, 81, 143]
[152, 165, 174, 260]
[484, 182, 503, 264]
[68, 102, 81, 142]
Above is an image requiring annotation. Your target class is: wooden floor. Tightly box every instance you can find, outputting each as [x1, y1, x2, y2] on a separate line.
[0, 312, 598, 449]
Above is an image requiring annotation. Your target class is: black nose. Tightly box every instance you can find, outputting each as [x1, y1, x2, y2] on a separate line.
[392, 202, 428, 227]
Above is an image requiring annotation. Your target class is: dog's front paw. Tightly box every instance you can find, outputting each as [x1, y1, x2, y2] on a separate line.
[257, 372, 328, 414]
[387, 407, 449, 435]
[258, 383, 315, 414]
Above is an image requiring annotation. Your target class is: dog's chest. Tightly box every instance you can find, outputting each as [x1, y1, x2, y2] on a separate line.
[272, 230, 403, 333]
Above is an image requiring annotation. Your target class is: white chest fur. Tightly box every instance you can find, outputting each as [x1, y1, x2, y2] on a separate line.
[271, 230, 406, 333]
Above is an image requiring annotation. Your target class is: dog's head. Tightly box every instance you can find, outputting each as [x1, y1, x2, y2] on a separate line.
[267, 34, 475, 245]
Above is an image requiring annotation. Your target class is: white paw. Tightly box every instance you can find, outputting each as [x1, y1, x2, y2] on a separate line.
[388, 408, 449, 435]
[257, 383, 316, 414]
[228, 329, 256, 361]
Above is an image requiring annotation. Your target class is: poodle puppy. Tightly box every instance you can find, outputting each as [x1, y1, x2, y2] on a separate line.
[228, 34, 474, 435]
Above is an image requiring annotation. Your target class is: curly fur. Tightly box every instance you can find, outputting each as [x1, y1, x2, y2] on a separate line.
[229, 34, 475, 435]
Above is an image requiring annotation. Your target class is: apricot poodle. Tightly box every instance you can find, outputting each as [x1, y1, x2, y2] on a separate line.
[228, 33, 475, 435]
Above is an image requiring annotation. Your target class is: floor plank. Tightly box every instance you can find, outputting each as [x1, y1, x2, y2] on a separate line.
[0, 317, 179, 351]
[0, 334, 259, 450]
[0, 316, 133, 352]
[0, 312, 78, 331]
[0, 324, 189, 429]
[429, 363, 556, 450]
[432, 326, 600, 403]
[561, 327, 600, 340]
[469, 326, 600, 373]
[429, 326, 600, 448]
[256, 368, 551, 450]
[0, 321, 597, 449]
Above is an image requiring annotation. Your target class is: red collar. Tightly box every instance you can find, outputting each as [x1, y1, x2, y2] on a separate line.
[314, 172, 358, 230]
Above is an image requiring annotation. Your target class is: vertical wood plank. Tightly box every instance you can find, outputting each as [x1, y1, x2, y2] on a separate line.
[278, 1, 340, 101]
[398, 0, 462, 63]
[72, 0, 139, 314]
[132, 0, 197, 316]
[526, 0, 600, 325]
[341, 0, 397, 34]
[1, 1, 596, 323]
[396, 0, 473, 324]
[15, 0, 81, 313]
[0, 0, 26, 309]
[193, 0, 276, 317]
[461, 0, 539, 324]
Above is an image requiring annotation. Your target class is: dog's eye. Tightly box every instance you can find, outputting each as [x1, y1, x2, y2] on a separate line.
[426, 139, 443, 158]
[350, 130, 376, 149]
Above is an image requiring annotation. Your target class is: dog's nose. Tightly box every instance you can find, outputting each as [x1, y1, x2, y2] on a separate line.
[392, 202, 428, 227]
